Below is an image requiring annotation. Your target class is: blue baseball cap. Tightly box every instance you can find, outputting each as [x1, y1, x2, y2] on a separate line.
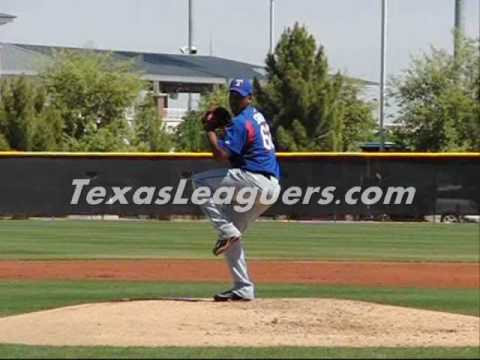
[229, 78, 253, 97]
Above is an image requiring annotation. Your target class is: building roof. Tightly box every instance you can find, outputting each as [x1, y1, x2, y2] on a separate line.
[0, 12, 16, 25]
[1, 43, 266, 86]
[0, 13, 16, 19]
[1, 43, 378, 89]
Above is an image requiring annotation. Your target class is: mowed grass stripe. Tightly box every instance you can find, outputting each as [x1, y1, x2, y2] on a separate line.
[0, 220, 478, 261]
[0, 344, 478, 359]
[0, 281, 478, 317]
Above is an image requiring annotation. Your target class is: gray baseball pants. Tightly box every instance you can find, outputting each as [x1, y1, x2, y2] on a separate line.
[192, 168, 280, 299]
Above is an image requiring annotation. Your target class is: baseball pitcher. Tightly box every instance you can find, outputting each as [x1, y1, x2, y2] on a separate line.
[192, 78, 281, 302]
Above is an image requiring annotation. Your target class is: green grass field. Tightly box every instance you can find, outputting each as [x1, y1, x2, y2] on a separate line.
[0, 220, 478, 261]
[0, 220, 478, 359]
[0, 344, 478, 359]
[0, 281, 478, 317]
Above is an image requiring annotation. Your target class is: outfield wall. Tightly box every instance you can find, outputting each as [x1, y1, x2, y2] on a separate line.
[0, 152, 478, 219]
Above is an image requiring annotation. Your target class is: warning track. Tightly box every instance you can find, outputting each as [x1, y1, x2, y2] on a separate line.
[0, 260, 478, 288]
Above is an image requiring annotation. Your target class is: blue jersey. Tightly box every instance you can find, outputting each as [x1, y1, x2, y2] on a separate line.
[218, 106, 280, 179]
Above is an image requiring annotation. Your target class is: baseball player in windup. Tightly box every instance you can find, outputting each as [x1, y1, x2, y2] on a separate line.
[192, 78, 281, 302]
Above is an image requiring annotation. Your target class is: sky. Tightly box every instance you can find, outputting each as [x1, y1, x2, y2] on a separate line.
[1, 0, 479, 84]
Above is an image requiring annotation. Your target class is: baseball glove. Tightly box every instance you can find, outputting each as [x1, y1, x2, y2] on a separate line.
[202, 106, 232, 131]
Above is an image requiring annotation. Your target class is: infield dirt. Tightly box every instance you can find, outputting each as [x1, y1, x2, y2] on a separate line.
[0, 299, 478, 347]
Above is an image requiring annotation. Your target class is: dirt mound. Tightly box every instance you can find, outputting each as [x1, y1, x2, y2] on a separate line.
[0, 299, 478, 347]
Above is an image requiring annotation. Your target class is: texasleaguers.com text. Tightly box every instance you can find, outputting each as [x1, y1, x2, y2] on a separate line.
[70, 179, 417, 213]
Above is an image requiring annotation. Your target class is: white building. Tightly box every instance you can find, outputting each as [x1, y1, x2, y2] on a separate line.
[0, 43, 267, 129]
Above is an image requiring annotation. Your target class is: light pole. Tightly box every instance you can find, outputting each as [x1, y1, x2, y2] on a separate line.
[188, 0, 194, 55]
[0, 14, 16, 80]
[379, 0, 387, 151]
[269, 0, 275, 54]
[180, 1, 199, 111]
[454, 0, 465, 60]
[187, 0, 195, 111]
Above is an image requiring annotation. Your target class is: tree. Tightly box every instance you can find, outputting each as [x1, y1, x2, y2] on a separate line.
[389, 36, 480, 151]
[66, 120, 132, 152]
[174, 110, 210, 152]
[254, 23, 375, 151]
[1, 52, 173, 152]
[41, 50, 144, 151]
[0, 134, 8, 151]
[29, 106, 65, 151]
[174, 86, 229, 152]
[0, 76, 64, 151]
[132, 94, 172, 152]
[339, 78, 377, 151]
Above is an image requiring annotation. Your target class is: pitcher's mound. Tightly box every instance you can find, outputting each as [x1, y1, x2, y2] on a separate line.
[0, 299, 478, 347]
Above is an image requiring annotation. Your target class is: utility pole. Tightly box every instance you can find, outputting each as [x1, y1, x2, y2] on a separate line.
[454, 0, 465, 59]
[379, 0, 387, 151]
[269, 0, 275, 54]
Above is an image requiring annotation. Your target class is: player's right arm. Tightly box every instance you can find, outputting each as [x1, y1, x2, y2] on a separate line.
[206, 130, 230, 163]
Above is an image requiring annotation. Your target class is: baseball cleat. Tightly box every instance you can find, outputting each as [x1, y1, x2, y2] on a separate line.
[212, 236, 240, 256]
[213, 290, 252, 302]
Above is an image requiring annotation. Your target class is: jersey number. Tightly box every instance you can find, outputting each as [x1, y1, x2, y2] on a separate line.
[253, 113, 275, 151]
